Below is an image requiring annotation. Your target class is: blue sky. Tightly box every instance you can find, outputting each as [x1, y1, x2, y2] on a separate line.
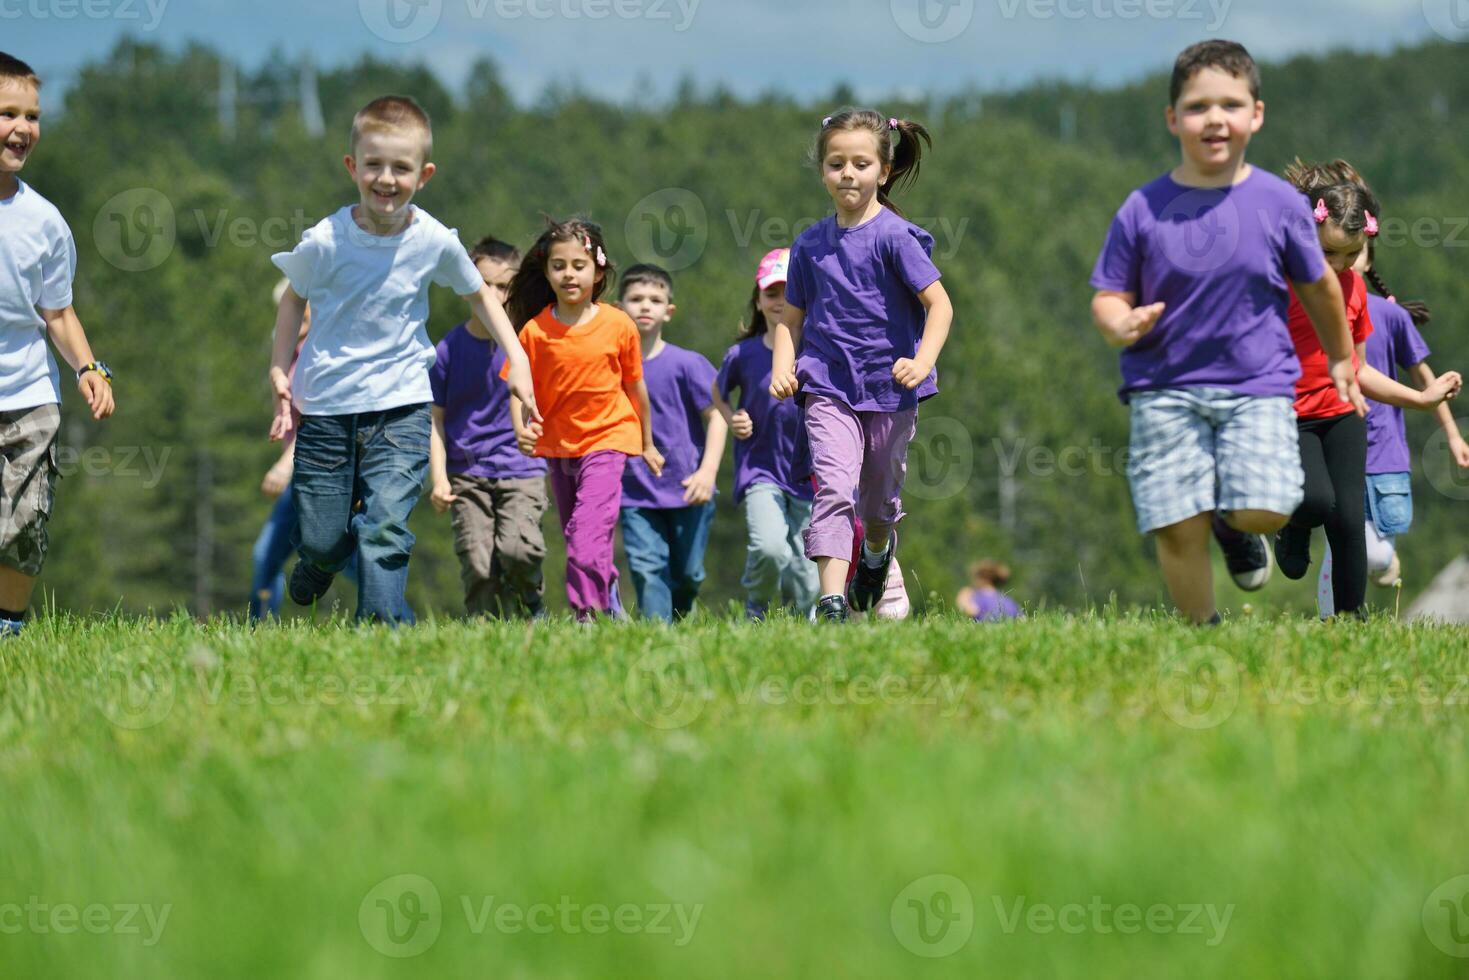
[6, 0, 1458, 109]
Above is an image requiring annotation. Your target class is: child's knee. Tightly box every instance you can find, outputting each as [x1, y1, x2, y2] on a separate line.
[1225, 509, 1288, 535]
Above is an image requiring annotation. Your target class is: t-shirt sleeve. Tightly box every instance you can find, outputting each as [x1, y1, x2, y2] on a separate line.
[620, 320, 643, 385]
[784, 239, 809, 310]
[1281, 191, 1328, 285]
[1398, 312, 1432, 368]
[434, 228, 485, 295]
[1088, 195, 1142, 295]
[686, 353, 717, 413]
[715, 345, 740, 401]
[271, 220, 331, 298]
[429, 335, 451, 407]
[36, 215, 77, 310]
[890, 222, 941, 295]
[1348, 273, 1373, 344]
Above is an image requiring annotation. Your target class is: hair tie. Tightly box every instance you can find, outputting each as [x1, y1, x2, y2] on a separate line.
[821, 115, 832, 127]
[888, 117, 900, 130]
[1364, 211, 1379, 237]
[1313, 199, 1329, 224]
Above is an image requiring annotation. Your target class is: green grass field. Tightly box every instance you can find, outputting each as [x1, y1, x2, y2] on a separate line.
[3, 613, 1468, 978]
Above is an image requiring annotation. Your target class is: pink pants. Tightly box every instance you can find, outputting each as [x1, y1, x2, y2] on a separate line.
[802, 394, 918, 561]
[547, 451, 627, 619]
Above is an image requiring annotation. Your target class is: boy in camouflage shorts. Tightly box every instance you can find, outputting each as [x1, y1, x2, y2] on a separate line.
[0, 52, 117, 637]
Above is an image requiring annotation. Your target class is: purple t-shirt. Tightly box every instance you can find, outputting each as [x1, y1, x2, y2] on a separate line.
[716, 335, 814, 504]
[968, 589, 1020, 622]
[785, 207, 941, 412]
[429, 323, 548, 480]
[1090, 169, 1327, 403]
[622, 342, 718, 510]
[1364, 295, 1431, 475]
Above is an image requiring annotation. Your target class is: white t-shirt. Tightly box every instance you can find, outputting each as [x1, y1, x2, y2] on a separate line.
[0, 180, 73, 411]
[271, 205, 483, 416]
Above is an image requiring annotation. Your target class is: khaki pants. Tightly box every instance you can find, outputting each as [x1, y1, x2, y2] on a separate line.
[449, 474, 548, 617]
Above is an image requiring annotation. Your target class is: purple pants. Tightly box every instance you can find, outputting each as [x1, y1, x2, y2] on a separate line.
[803, 394, 918, 561]
[547, 451, 627, 619]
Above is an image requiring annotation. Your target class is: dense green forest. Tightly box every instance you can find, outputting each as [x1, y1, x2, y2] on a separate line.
[25, 37, 1469, 618]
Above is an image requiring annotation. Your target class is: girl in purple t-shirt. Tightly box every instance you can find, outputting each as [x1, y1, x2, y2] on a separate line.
[955, 560, 1021, 622]
[769, 109, 954, 623]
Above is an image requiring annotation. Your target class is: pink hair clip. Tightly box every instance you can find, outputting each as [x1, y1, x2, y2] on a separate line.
[595, 245, 607, 268]
[888, 117, 899, 130]
[1364, 211, 1379, 237]
[1313, 199, 1329, 224]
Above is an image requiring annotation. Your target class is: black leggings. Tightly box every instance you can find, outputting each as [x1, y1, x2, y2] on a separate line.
[1292, 411, 1367, 614]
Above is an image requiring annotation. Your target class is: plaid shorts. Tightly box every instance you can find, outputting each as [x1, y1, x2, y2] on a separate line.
[1127, 388, 1303, 534]
[0, 403, 61, 576]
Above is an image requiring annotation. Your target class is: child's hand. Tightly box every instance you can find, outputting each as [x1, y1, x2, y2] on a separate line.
[769, 368, 799, 401]
[730, 409, 754, 440]
[1109, 302, 1165, 348]
[892, 357, 933, 390]
[1424, 371, 1464, 406]
[516, 418, 543, 456]
[681, 466, 716, 505]
[261, 463, 291, 497]
[269, 368, 294, 441]
[643, 444, 665, 478]
[1451, 435, 1469, 470]
[78, 372, 114, 421]
[506, 362, 542, 424]
[430, 479, 458, 513]
[1328, 358, 1368, 417]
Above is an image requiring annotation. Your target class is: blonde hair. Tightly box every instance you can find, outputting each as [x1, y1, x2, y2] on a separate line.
[348, 95, 433, 161]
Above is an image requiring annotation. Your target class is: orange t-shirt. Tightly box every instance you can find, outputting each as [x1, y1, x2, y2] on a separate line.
[1286, 269, 1374, 420]
[500, 302, 645, 457]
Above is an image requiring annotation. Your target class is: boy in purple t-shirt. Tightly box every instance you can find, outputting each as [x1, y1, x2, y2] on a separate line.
[1088, 40, 1364, 625]
[429, 237, 549, 618]
[617, 264, 729, 622]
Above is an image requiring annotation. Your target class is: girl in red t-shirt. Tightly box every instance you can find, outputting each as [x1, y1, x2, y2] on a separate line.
[1276, 160, 1462, 617]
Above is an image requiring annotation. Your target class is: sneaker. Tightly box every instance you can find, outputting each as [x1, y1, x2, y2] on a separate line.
[1212, 514, 1273, 591]
[288, 560, 335, 606]
[872, 556, 911, 620]
[847, 531, 896, 612]
[0, 618, 23, 638]
[815, 594, 850, 623]
[1374, 552, 1402, 588]
[1273, 524, 1312, 581]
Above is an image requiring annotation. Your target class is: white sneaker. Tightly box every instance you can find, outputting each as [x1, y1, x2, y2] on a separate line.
[873, 557, 910, 620]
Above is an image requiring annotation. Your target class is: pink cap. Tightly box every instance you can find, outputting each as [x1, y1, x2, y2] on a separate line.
[756, 248, 790, 290]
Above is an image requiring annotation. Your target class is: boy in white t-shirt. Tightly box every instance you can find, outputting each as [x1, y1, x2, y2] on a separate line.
[0, 52, 116, 639]
[269, 95, 538, 624]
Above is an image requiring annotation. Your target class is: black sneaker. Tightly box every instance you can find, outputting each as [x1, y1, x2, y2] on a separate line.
[288, 560, 335, 606]
[1212, 513, 1273, 591]
[815, 594, 850, 623]
[1273, 524, 1312, 581]
[847, 531, 896, 612]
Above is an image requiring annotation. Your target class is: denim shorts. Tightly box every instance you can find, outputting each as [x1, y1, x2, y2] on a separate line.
[1127, 388, 1304, 534]
[1365, 471, 1412, 537]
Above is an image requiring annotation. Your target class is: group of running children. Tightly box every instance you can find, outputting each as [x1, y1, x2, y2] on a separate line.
[1, 38, 1464, 636]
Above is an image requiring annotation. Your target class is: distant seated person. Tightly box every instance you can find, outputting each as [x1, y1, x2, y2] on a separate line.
[956, 559, 1020, 621]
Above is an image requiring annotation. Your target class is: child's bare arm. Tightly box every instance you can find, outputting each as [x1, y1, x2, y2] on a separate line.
[770, 305, 804, 400]
[262, 440, 295, 496]
[1291, 272, 1366, 416]
[1090, 290, 1165, 349]
[1358, 359, 1461, 410]
[710, 379, 752, 439]
[895, 279, 953, 389]
[268, 287, 307, 440]
[41, 305, 113, 421]
[683, 405, 728, 505]
[466, 285, 540, 422]
[1411, 362, 1469, 467]
[428, 406, 458, 513]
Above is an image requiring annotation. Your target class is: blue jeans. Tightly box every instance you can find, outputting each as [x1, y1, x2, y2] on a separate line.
[741, 482, 819, 618]
[292, 404, 429, 624]
[618, 502, 715, 622]
[249, 484, 360, 621]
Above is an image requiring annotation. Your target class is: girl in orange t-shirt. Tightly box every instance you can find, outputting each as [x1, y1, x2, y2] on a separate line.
[502, 218, 664, 620]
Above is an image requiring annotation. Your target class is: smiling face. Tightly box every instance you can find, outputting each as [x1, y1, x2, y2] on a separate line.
[1319, 220, 1366, 274]
[0, 78, 41, 182]
[1166, 67, 1262, 178]
[344, 127, 434, 231]
[756, 282, 785, 329]
[620, 280, 674, 336]
[545, 239, 602, 309]
[821, 129, 889, 217]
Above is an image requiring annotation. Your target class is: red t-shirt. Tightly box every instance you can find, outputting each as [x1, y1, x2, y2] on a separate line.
[1286, 269, 1373, 420]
